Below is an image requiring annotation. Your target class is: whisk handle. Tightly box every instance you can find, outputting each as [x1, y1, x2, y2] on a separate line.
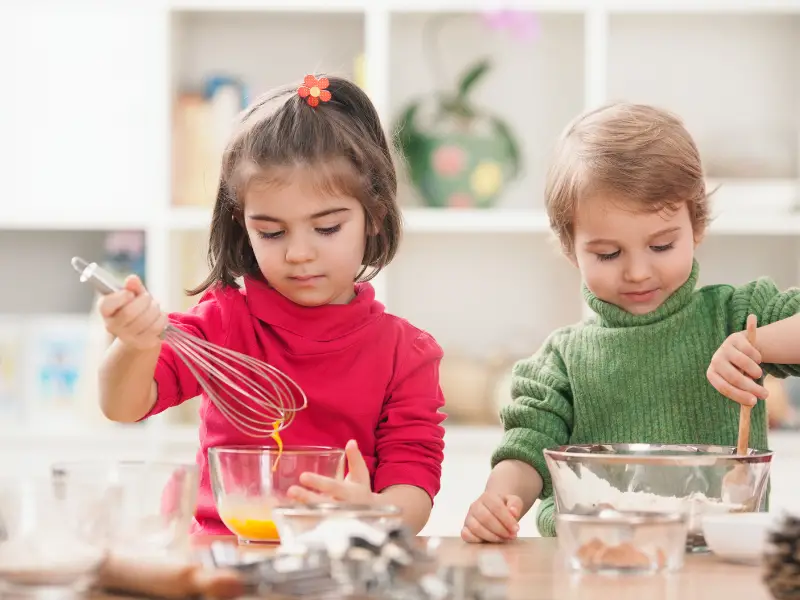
[71, 256, 124, 295]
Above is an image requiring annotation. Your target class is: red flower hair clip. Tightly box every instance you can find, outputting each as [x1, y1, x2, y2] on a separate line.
[298, 75, 331, 107]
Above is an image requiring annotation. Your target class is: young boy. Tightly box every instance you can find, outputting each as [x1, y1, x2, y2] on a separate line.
[462, 102, 800, 542]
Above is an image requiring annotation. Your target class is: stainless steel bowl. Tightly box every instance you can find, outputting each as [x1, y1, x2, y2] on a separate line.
[543, 443, 773, 552]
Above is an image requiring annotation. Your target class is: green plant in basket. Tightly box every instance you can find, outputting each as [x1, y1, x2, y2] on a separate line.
[395, 58, 522, 209]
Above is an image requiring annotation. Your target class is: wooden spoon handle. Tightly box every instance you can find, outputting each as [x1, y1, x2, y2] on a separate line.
[736, 315, 758, 455]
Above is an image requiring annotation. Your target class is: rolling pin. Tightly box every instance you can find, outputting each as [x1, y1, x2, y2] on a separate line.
[97, 553, 244, 600]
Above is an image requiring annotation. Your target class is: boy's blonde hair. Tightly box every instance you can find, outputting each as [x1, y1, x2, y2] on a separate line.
[545, 102, 710, 255]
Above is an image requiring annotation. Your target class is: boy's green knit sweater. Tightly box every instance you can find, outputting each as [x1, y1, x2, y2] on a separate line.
[492, 260, 800, 537]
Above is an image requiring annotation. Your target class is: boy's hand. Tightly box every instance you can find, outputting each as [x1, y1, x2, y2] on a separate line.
[461, 491, 521, 543]
[288, 440, 378, 506]
[707, 314, 768, 407]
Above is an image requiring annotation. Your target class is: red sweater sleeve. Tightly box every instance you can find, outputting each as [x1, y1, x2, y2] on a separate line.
[144, 289, 228, 418]
[373, 331, 446, 501]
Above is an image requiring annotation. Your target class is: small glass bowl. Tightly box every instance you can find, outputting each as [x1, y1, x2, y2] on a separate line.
[208, 446, 346, 544]
[556, 507, 689, 575]
[272, 502, 403, 548]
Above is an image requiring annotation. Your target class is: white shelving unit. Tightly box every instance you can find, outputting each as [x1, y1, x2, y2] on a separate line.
[0, 1, 797, 380]
[2, 0, 800, 535]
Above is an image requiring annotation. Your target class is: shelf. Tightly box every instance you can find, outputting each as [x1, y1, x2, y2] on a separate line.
[166, 178, 800, 235]
[604, 0, 800, 12]
[166, 205, 551, 232]
[167, 1, 591, 13]
[1, 0, 799, 410]
[0, 421, 495, 453]
[2, 420, 798, 457]
[165, 0, 800, 14]
[710, 212, 800, 235]
[169, 0, 368, 11]
[0, 210, 152, 231]
[403, 209, 549, 232]
[4, 178, 798, 235]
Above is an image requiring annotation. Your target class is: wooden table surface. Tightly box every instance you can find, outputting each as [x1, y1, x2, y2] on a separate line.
[186, 535, 775, 600]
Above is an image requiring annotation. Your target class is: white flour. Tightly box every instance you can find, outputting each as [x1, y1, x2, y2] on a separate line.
[553, 464, 743, 531]
[0, 534, 105, 586]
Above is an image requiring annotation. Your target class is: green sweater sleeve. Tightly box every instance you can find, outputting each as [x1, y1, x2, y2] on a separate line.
[728, 278, 800, 378]
[491, 328, 574, 499]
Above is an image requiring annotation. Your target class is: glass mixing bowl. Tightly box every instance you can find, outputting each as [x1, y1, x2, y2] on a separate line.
[208, 445, 346, 544]
[50, 460, 198, 559]
[0, 475, 110, 596]
[544, 443, 773, 551]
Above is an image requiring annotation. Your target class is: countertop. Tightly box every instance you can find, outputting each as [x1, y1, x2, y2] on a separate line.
[94, 536, 777, 600]
[432, 537, 775, 600]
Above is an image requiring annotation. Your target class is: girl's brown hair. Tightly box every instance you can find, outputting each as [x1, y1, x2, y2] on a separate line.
[545, 102, 710, 255]
[188, 75, 401, 296]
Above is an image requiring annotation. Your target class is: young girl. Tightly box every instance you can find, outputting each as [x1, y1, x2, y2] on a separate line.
[462, 102, 800, 542]
[96, 74, 446, 535]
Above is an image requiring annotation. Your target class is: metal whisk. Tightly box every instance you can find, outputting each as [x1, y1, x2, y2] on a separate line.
[71, 256, 307, 437]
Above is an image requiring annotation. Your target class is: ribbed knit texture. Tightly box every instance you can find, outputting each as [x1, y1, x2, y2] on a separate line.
[491, 260, 800, 537]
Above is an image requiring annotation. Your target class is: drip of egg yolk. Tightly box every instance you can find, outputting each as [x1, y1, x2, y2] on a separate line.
[271, 419, 283, 472]
[224, 516, 279, 541]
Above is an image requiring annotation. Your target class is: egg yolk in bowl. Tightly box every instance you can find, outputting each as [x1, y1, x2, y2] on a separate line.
[218, 495, 281, 543]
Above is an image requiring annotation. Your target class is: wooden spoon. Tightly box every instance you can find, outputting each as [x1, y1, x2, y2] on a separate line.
[721, 314, 759, 509]
[736, 314, 759, 457]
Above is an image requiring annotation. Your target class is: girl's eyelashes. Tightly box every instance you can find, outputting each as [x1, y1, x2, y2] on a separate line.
[256, 224, 342, 240]
[594, 242, 674, 262]
[316, 224, 341, 236]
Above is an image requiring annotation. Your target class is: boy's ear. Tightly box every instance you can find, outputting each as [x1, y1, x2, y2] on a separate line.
[565, 248, 579, 268]
[693, 226, 706, 247]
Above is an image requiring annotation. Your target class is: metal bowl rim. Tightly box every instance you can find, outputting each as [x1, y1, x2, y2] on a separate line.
[543, 443, 773, 463]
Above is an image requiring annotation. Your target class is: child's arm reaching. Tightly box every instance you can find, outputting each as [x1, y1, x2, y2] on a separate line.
[97, 274, 225, 423]
[97, 275, 166, 422]
[461, 459, 543, 543]
[708, 278, 800, 406]
[290, 440, 435, 532]
[751, 314, 800, 365]
[288, 331, 445, 534]
[371, 331, 445, 532]
[463, 330, 574, 543]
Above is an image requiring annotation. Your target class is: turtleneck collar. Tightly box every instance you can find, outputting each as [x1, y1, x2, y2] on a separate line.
[243, 276, 384, 342]
[582, 259, 700, 328]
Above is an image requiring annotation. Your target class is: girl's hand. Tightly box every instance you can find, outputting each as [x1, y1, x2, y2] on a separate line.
[707, 314, 769, 407]
[97, 274, 167, 350]
[461, 491, 522, 543]
[287, 440, 378, 505]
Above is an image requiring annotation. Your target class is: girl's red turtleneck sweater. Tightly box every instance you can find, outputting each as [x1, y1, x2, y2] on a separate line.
[146, 276, 446, 534]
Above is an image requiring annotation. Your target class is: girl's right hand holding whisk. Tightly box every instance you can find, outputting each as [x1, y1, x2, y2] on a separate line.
[97, 275, 168, 350]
